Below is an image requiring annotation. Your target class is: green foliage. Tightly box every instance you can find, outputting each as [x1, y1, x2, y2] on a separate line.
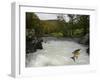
[26, 12, 43, 37]
[51, 32, 63, 37]
[41, 20, 60, 34]
[26, 12, 89, 38]
[73, 28, 84, 37]
[76, 15, 89, 35]
[26, 29, 35, 39]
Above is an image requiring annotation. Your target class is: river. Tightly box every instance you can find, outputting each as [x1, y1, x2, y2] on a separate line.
[26, 37, 89, 67]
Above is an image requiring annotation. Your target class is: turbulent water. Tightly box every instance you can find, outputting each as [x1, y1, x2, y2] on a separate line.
[26, 38, 89, 67]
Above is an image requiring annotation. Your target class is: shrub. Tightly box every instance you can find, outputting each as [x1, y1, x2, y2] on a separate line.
[51, 32, 63, 37]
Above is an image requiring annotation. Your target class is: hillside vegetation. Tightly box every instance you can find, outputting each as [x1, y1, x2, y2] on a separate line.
[26, 12, 89, 54]
[26, 12, 89, 38]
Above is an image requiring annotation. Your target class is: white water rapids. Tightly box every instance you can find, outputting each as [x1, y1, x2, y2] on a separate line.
[26, 38, 89, 67]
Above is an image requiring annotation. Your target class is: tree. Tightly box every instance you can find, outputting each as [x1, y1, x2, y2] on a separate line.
[26, 12, 43, 37]
[67, 14, 76, 24]
[57, 14, 65, 21]
[77, 15, 89, 35]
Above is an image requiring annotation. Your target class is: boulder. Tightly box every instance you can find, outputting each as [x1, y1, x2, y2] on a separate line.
[86, 48, 89, 55]
[79, 33, 89, 45]
[26, 37, 43, 54]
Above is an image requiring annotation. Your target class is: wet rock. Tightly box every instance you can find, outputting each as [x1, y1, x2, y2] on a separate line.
[86, 48, 89, 55]
[26, 29, 43, 54]
[26, 38, 43, 54]
[26, 41, 37, 53]
[79, 33, 89, 45]
[79, 33, 89, 55]
[35, 39, 43, 49]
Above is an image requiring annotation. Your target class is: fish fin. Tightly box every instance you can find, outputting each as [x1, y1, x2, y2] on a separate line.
[71, 57, 75, 62]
